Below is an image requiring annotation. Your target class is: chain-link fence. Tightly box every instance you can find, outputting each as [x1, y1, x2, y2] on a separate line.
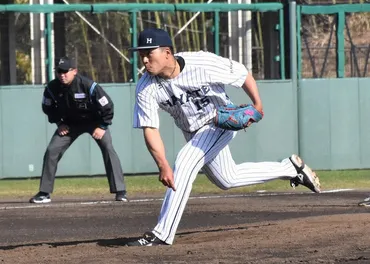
[299, 3, 370, 78]
[0, 12, 31, 84]
[2, 1, 368, 84]
[1, 0, 285, 84]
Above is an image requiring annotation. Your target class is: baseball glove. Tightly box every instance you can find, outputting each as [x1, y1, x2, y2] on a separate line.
[214, 104, 263, 131]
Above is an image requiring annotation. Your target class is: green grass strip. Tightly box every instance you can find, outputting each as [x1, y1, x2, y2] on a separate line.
[0, 170, 369, 198]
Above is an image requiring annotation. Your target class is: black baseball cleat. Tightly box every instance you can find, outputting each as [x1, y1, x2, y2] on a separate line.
[29, 192, 51, 203]
[358, 197, 370, 207]
[126, 232, 168, 246]
[115, 191, 129, 202]
[289, 154, 321, 193]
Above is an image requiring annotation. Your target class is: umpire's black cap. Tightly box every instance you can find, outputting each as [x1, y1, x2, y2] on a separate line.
[55, 56, 76, 71]
[129, 28, 173, 51]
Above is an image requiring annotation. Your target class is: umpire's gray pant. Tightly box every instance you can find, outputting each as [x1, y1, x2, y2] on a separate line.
[39, 124, 126, 194]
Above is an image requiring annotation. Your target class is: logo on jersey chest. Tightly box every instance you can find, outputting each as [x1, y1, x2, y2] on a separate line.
[160, 85, 210, 110]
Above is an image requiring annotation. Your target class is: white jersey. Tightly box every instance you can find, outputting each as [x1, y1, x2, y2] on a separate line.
[131, 49, 308, 246]
[133, 51, 248, 132]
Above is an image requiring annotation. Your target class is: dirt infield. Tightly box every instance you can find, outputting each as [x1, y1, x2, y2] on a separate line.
[0, 191, 369, 264]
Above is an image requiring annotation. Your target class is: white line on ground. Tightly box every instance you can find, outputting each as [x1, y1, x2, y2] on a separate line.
[321, 189, 355, 193]
[0, 189, 355, 211]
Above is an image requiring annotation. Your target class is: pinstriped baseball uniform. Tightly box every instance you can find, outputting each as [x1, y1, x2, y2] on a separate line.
[133, 51, 299, 245]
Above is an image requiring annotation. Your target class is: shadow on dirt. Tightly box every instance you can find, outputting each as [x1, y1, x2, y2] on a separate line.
[0, 237, 130, 250]
[0, 223, 276, 250]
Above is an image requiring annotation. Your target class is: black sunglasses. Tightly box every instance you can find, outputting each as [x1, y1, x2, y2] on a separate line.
[56, 68, 72, 74]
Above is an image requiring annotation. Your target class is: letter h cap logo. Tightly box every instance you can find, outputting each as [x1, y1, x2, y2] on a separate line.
[146, 38, 152, 44]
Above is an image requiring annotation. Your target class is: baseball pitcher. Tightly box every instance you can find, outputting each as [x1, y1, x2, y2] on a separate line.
[127, 28, 321, 246]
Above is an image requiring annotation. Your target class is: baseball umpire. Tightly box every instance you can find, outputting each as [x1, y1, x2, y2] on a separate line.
[29, 56, 128, 203]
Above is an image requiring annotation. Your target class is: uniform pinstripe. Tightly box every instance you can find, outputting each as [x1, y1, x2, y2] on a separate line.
[133, 51, 299, 245]
[133, 51, 246, 132]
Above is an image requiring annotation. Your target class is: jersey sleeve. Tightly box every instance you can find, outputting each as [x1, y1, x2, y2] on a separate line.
[133, 85, 160, 129]
[201, 52, 248, 87]
[42, 85, 62, 124]
[89, 82, 114, 129]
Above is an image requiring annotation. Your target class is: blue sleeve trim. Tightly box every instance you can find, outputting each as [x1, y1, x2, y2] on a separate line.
[89, 82, 97, 96]
[46, 86, 56, 101]
[99, 124, 108, 130]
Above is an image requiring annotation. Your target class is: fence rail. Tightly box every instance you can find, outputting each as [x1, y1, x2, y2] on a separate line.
[0, 3, 283, 13]
[0, 2, 369, 82]
[300, 3, 370, 14]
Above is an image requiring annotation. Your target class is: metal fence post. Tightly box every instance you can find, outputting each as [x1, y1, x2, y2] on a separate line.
[131, 11, 138, 83]
[278, 8, 285, 80]
[296, 4, 301, 80]
[289, 0, 300, 155]
[46, 12, 53, 83]
[337, 11, 345, 78]
[213, 10, 220, 55]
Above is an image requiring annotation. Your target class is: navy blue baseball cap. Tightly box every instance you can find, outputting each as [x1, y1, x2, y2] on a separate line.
[55, 56, 76, 71]
[129, 28, 173, 51]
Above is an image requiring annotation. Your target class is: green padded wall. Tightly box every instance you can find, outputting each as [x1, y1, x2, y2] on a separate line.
[1, 78, 370, 178]
[299, 78, 370, 170]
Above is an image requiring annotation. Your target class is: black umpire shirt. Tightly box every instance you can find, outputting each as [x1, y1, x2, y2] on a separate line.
[42, 74, 114, 130]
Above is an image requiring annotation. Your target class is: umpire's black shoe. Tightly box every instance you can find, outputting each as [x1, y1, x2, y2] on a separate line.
[29, 192, 51, 204]
[126, 232, 168, 246]
[115, 191, 129, 202]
